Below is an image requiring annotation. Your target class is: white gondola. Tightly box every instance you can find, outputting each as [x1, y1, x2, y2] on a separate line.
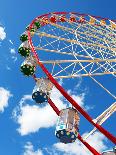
[32, 78, 53, 103]
[55, 107, 80, 143]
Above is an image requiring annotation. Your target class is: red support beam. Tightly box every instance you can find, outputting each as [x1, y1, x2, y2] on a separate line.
[77, 134, 101, 155]
[48, 98, 60, 116]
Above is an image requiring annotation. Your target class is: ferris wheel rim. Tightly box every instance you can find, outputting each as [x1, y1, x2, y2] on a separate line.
[28, 11, 116, 23]
[21, 12, 116, 154]
[27, 12, 116, 145]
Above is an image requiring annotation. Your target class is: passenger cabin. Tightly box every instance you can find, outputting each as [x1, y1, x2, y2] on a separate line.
[55, 108, 80, 143]
[20, 56, 36, 76]
[20, 32, 28, 42]
[18, 41, 30, 57]
[32, 78, 53, 103]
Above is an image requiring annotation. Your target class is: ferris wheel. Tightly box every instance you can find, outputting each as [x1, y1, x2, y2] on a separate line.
[18, 12, 116, 155]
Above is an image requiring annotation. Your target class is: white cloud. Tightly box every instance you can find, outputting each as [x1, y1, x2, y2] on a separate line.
[0, 26, 6, 40]
[13, 87, 65, 135]
[21, 95, 33, 104]
[50, 86, 67, 110]
[75, 77, 82, 89]
[11, 56, 17, 62]
[0, 87, 12, 112]
[29, 132, 107, 155]
[9, 48, 17, 62]
[16, 104, 58, 135]
[10, 48, 16, 54]
[6, 65, 11, 70]
[23, 142, 43, 155]
[54, 132, 107, 155]
[83, 132, 107, 152]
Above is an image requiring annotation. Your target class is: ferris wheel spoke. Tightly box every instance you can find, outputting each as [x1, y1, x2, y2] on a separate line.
[74, 33, 116, 76]
[102, 40, 116, 71]
[71, 62, 77, 75]
[40, 59, 116, 64]
[89, 62, 95, 73]
[38, 28, 115, 54]
[47, 24, 62, 51]
[51, 62, 56, 75]
[75, 31, 115, 57]
[94, 51, 116, 73]
[73, 62, 94, 75]
[89, 62, 114, 75]
[53, 72, 116, 79]
[83, 102, 116, 140]
[36, 21, 114, 53]
[67, 49, 116, 99]
[74, 51, 116, 99]
[35, 19, 116, 61]
[52, 62, 75, 77]
[95, 60, 116, 75]
[37, 31, 116, 53]
[35, 47, 102, 59]
[90, 76, 116, 99]
[38, 29, 71, 49]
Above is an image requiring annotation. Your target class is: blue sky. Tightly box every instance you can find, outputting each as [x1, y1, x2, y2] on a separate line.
[0, 0, 116, 155]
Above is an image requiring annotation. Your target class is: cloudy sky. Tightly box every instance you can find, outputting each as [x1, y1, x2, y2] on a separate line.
[0, 0, 116, 155]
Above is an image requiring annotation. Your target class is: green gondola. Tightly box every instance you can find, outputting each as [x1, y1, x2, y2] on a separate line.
[20, 64, 35, 76]
[18, 46, 30, 57]
[20, 33, 28, 42]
